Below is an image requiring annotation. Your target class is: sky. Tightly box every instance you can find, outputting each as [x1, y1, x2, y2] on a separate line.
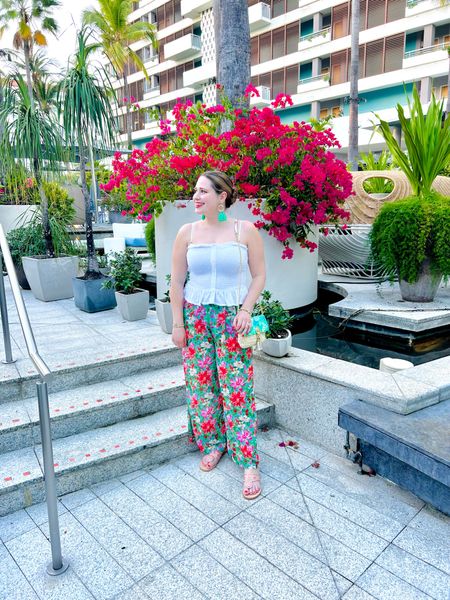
[1, 0, 98, 68]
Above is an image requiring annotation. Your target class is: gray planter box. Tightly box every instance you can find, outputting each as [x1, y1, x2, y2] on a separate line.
[155, 298, 173, 333]
[115, 288, 149, 321]
[22, 255, 79, 301]
[72, 276, 117, 313]
[261, 329, 292, 358]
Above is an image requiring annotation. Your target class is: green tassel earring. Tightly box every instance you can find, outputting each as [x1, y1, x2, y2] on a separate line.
[201, 215, 206, 220]
[218, 205, 227, 222]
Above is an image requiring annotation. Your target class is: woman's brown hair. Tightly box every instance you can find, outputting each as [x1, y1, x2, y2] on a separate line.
[201, 171, 238, 208]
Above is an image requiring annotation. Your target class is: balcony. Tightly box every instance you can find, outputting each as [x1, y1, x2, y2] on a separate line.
[143, 76, 160, 99]
[297, 74, 330, 94]
[249, 85, 272, 107]
[164, 34, 202, 61]
[183, 62, 216, 89]
[248, 2, 271, 32]
[180, 0, 212, 19]
[298, 27, 331, 52]
[403, 42, 449, 70]
[406, 0, 442, 15]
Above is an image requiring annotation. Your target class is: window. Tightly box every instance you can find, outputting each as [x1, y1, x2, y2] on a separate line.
[272, 29, 284, 59]
[252, 23, 299, 65]
[259, 33, 272, 63]
[250, 64, 300, 99]
[157, 1, 182, 30]
[267, 0, 296, 17]
[365, 40, 383, 77]
[331, 50, 349, 84]
[332, 4, 350, 40]
[384, 35, 403, 73]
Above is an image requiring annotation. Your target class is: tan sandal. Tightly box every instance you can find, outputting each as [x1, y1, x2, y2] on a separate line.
[199, 450, 225, 472]
[243, 468, 261, 500]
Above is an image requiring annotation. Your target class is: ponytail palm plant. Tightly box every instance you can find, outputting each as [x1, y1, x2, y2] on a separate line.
[58, 27, 117, 279]
[0, 71, 62, 255]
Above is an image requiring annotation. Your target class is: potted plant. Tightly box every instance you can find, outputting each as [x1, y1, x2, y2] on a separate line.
[58, 27, 118, 313]
[155, 274, 172, 333]
[255, 290, 295, 358]
[6, 222, 44, 289]
[370, 86, 450, 302]
[102, 249, 149, 321]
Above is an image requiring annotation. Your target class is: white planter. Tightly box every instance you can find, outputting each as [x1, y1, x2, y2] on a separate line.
[155, 298, 173, 333]
[22, 255, 79, 301]
[261, 329, 292, 358]
[155, 200, 318, 311]
[115, 288, 149, 321]
[0, 205, 38, 234]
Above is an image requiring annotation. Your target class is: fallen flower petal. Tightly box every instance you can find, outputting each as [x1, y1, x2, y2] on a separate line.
[311, 461, 320, 468]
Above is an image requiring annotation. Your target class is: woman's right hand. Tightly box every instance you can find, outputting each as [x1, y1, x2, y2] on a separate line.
[172, 327, 186, 349]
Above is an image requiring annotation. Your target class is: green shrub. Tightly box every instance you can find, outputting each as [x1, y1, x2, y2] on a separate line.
[145, 218, 156, 264]
[254, 290, 294, 338]
[102, 248, 143, 294]
[358, 150, 394, 194]
[42, 181, 76, 225]
[6, 222, 46, 264]
[370, 192, 450, 283]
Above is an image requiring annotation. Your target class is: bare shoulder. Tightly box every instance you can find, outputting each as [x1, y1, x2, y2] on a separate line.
[240, 220, 261, 242]
[176, 222, 193, 242]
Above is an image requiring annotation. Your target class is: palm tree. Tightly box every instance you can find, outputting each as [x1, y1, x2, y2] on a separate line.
[58, 27, 116, 278]
[82, 0, 157, 150]
[213, 0, 250, 109]
[348, 0, 360, 171]
[0, 71, 62, 254]
[0, 0, 60, 111]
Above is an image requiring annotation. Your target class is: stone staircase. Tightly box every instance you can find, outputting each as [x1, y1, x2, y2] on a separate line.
[0, 343, 274, 516]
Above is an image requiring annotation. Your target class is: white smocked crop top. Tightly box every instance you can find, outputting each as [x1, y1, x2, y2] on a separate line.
[184, 221, 249, 307]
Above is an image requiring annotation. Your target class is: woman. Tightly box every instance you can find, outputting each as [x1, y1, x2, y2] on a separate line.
[170, 170, 266, 499]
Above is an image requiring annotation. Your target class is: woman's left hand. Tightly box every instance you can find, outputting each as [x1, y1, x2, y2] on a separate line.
[233, 310, 252, 334]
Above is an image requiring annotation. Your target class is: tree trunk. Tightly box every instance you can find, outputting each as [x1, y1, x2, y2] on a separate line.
[213, 0, 250, 111]
[23, 41, 35, 112]
[348, 0, 360, 171]
[78, 129, 100, 278]
[123, 72, 132, 150]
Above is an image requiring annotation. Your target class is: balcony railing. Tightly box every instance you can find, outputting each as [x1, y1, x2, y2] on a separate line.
[299, 27, 331, 43]
[248, 2, 271, 31]
[298, 74, 330, 84]
[404, 41, 448, 59]
[406, 0, 428, 7]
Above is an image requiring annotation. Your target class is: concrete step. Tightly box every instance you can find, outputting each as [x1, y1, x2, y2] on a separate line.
[0, 399, 274, 516]
[0, 365, 186, 453]
[0, 334, 180, 405]
[338, 399, 450, 516]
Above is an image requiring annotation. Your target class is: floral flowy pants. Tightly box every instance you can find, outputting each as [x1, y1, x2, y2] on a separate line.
[182, 301, 259, 469]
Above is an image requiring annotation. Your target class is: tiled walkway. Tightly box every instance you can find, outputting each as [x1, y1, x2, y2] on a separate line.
[0, 282, 449, 599]
[1, 429, 449, 600]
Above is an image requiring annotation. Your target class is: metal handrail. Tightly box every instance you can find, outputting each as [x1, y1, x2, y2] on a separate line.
[0, 224, 51, 378]
[0, 223, 68, 576]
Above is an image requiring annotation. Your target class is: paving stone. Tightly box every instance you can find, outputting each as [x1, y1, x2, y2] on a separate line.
[25, 499, 68, 526]
[138, 563, 205, 600]
[172, 544, 260, 600]
[72, 498, 164, 580]
[199, 527, 318, 600]
[225, 512, 341, 600]
[90, 479, 124, 497]
[0, 508, 37, 543]
[118, 470, 147, 484]
[375, 544, 450, 600]
[300, 460, 423, 525]
[284, 473, 405, 540]
[258, 428, 329, 461]
[150, 463, 241, 525]
[257, 451, 296, 482]
[40, 512, 133, 600]
[279, 480, 390, 559]
[342, 585, 377, 599]
[0, 542, 40, 600]
[247, 497, 372, 581]
[99, 485, 192, 560]
[5, 527, 95, 600]
[60, 488, 96, 511]
[393, 525, 450, 575]
[356, 563, 434, 600]
[126, 473, 218, 542]
[406, 505, 450, 542]
[110, 584, 150, 600]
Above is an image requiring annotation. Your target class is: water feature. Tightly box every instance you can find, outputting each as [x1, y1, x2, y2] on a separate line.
[291, 287, 450, 369]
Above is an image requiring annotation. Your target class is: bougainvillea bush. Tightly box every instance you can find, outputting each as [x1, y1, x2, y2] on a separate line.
[102, 86, 352, 259]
